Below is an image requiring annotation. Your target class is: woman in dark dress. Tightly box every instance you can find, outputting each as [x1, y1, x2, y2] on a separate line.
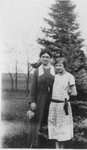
[27, 50, 55, 148]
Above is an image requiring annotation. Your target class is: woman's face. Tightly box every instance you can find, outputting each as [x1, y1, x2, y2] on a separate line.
[41, 53, 51, 65]
[55, 62, 65, 73]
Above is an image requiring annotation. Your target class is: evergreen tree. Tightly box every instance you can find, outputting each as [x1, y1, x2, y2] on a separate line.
[38, 0, 84, 59]
[38, 0, 87, 93]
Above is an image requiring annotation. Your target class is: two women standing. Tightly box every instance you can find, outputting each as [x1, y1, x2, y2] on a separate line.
[27, 50, 77, 149]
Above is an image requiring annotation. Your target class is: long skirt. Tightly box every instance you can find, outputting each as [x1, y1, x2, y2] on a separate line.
[48, 101, 73, 141]
[28, 93, 51, 147]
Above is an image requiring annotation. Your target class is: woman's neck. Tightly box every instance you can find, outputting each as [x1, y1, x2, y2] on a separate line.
[59, 70, 66, 75]
[42, 63, 51, 68]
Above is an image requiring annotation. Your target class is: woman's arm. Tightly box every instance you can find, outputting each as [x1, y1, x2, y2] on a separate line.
[69, 85, 77, 101]
[68, 73, 77, 97]
[30, 70, 37, 102]
[29, 70, 38, 111]
[70, 85, 77, 96]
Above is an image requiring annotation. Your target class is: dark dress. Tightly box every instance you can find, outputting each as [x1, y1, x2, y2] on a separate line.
[28, 65, 55, 148]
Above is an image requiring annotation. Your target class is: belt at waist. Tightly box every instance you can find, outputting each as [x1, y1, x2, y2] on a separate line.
[51, 99, 70, 103]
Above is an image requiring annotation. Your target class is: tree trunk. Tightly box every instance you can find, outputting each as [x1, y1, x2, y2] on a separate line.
[26, 63, 29, 92]
[15, 61, 18, 91]
[9, 73, 14, 90]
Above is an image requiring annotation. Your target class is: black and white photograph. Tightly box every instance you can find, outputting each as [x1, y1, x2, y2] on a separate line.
[0, 0, 87, 149]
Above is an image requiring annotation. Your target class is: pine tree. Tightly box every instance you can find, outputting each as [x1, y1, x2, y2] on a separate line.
[38, 0, 87, 93]
[38, 0, 83, 58]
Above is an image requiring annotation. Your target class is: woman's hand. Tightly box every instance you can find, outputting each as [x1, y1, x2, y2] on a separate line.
[27, 110, 35, 119]
[31, 102, 37, 111]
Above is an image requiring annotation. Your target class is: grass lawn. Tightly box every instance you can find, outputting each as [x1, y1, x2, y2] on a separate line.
[1, 90, 87, 148]
[1, 90, 30, 148]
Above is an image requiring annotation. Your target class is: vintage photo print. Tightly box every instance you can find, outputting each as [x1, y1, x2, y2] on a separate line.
[0, 0, 87, 149]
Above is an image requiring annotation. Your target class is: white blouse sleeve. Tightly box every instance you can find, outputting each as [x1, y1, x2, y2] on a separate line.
[69, 74, 75, 86]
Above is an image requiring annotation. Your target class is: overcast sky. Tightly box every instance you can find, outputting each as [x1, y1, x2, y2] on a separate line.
[0, 0, 87, 72]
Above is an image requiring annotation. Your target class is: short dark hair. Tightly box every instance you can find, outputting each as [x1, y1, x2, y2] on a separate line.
[55, 57, 67, 68]
[39, 49, 52, 58]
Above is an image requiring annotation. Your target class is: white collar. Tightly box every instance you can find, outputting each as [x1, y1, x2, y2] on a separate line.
[38, 64, 55, 76]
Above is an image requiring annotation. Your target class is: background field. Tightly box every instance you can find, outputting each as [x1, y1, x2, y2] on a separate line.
[1, 73, 87, 148]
